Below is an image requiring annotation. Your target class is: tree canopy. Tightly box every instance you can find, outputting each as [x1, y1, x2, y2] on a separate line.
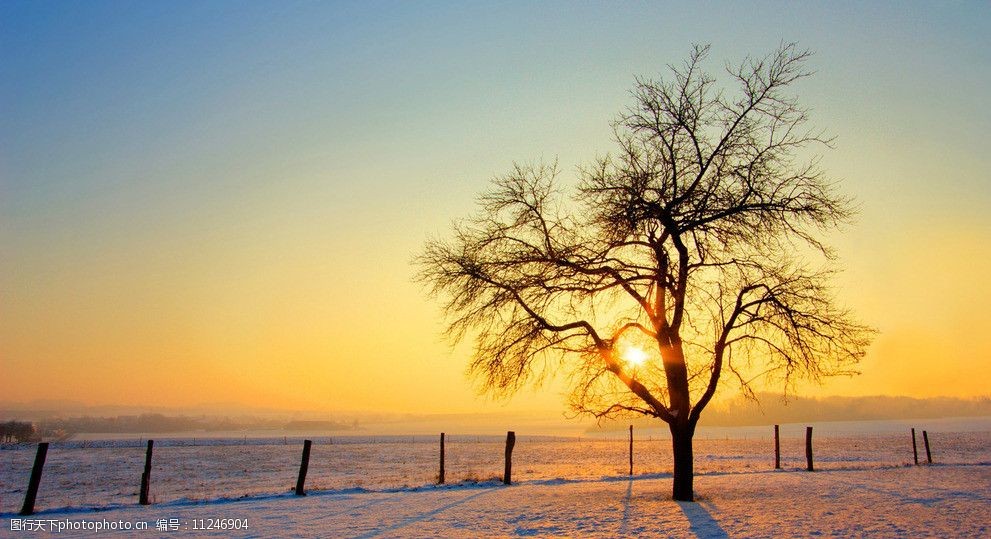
[417, 42, 872, 436]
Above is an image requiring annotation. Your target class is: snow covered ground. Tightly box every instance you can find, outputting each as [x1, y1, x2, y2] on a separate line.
[2, 464, 989, 537]
[1, 419, 989, 537]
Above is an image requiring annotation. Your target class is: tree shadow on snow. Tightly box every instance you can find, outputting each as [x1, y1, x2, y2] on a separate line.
[677, 499, 729, 539]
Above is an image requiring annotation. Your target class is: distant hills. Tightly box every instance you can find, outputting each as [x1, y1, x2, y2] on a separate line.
[587, 394, 991, 432]
[699, 394, 991, 426]
[1, 394, 988, 438]
[0, 412, 358, 438]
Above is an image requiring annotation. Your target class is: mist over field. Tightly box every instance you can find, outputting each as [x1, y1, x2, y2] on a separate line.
[3, 395, 989, 438]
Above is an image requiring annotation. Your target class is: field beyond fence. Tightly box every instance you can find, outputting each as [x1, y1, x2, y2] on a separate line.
[2, 425, 990, 515]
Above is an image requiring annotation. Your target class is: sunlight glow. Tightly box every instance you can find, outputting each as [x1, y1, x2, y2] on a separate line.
[622, 346, 649, 368]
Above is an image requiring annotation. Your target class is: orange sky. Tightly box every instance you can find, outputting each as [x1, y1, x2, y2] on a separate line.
[2, 3, 989, 416]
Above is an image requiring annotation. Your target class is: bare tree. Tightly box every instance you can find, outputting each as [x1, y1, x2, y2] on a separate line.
[416, 43, 873, 501]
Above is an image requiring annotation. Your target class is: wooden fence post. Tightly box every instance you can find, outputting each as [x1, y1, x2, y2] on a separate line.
[805, 426, 814, 472]
[503, 431, 516, 485]
[439, 433, 445, 484]
[295, 439, 312, 496]
[911, 428, 919, 465]
[628, 425, 633, 476]
[774, 425, 781, 469]
[922, 430, 932, 464]
[139, 439, 154, 505]
[20, 442, 49, 515]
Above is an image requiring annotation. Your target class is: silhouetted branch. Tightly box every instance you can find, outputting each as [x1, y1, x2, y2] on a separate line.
[416, 42, 872, 430]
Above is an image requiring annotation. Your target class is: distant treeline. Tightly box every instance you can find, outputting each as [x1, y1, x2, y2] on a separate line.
[590, 394, 991, 431]
[1, 420, 39, 442]
[283, 420, 359, 431]
[0, 414, 360, 438]
[701, 394, 991, 426]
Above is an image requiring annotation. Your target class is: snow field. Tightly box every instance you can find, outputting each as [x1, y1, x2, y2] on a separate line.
[3, 464, 988, 538]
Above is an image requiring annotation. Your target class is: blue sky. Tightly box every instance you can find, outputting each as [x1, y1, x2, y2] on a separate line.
[2, 1, 990, 412]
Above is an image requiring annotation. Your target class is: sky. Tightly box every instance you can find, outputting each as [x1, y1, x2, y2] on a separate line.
[2, 1, 990, 417]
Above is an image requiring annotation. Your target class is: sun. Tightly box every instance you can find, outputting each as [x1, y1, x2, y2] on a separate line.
[622, 345, 649, 368]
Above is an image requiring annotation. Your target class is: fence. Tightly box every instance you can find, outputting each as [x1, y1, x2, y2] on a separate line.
[2, 425, 973, 515]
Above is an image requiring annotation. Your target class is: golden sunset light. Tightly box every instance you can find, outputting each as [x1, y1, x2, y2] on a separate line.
[622, 346, 650, 369]
[2, 6, 990, 416]
[1, 3, 989, 535]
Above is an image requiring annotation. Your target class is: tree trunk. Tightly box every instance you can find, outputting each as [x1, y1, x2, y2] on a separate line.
[660, 335, 694, 501]
[670, 423, 694, 501]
